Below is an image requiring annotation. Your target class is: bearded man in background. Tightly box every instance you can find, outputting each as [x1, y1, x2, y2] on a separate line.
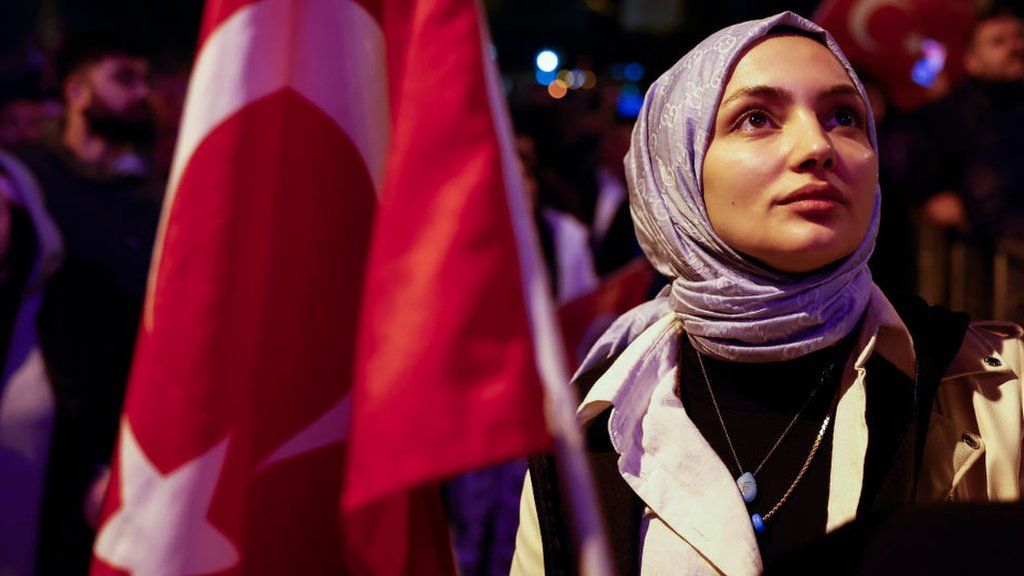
[9, 34, 165, 575]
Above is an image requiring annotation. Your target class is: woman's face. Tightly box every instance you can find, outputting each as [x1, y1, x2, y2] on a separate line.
[702, 34, 877, 273]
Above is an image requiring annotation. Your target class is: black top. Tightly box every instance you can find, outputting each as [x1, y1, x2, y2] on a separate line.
[677, 334, 854, 564]
[12, 144, 162, 301]
[678, 332, 937, 565]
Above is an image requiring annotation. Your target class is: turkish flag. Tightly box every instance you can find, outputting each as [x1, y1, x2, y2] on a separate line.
[339, 0, 562, 571]
[814, 0, 975, 110]
[89, 0, 555, 574]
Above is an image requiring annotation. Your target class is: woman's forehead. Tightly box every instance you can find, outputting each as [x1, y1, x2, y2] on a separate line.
[721, 34, 856, 98]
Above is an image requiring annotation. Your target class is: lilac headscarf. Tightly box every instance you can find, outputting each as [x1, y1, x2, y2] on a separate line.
[614, 12, 880, 363]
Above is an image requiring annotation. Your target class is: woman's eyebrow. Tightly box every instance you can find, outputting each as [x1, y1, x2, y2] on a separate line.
[719, 83, 863, 110]
[719, 85, 789, 109]
[817, 83, 861, 101]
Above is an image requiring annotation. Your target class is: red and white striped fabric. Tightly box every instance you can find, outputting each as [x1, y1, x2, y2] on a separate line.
[90, 0, 561, 574]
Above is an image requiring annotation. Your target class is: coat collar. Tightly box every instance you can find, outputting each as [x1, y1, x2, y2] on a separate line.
[855, 285, 916, 379]
[944, 321, 1022, 380]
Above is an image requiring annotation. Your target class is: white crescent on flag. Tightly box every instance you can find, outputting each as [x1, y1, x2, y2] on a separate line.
[848, 0, 912, 53]
[147, 0, 389, 328]
[168, 0, 388, 201]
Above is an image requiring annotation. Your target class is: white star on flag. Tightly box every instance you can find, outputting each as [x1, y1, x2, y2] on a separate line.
[94, 421, 239, 575]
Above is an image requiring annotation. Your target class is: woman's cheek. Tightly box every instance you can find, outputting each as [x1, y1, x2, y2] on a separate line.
[722, 149, 772, 201]
[856, 153, 879, 202]
[849, 150, 878, 236]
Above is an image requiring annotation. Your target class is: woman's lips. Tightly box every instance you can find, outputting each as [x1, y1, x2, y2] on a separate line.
[777, 184, 846, 215]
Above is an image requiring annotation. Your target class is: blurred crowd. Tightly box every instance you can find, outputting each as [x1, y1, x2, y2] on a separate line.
[0, 4, 1021, 576]
[866, 6, 1024, 321]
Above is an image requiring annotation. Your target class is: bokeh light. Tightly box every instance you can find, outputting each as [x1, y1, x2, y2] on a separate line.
[911, 38, 946, 88]
[624, 62, 644, 82]
[569, 69, 585, 89]
[535, 69, 557, 85]
[536, 50, 559, 73]
[582, 71, 597, 89]
[548, 79, 569, 99]
[617, 83, 643, 118]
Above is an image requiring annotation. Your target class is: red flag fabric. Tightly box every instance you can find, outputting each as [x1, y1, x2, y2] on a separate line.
[91, 0, 558, 574]
[344, 0, 553, 508]
[89, 0, 454, 574]
[558, 259, 659, 371]
[814, 0, 975, 110]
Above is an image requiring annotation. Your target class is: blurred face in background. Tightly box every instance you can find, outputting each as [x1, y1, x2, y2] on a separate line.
[965, 15, 1024, 82]
[0, 100, 44, 148]
[65, 54, 157, 146]
[702, 34, 877, 274]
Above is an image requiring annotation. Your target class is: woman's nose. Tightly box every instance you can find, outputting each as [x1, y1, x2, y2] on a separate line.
[790, 114, 835, 171]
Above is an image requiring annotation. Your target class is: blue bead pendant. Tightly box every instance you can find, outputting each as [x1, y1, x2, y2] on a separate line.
[736, 472, 758, 504]
[751, 513, 766, 534]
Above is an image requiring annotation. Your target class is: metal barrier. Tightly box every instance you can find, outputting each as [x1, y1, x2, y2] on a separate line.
[916, 221, 1024, 325]
[994, 236, 1024, 324]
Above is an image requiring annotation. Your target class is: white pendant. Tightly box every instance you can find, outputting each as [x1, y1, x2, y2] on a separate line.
[737, 472, 758, 504]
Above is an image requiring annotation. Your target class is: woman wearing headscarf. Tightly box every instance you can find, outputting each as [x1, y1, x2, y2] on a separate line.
[512, 12, 1024, 576]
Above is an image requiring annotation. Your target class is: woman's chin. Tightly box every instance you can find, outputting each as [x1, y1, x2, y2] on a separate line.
[750, 233, 859, 274]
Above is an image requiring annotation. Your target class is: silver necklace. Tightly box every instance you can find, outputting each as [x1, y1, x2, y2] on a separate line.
[695, 350, 837, 533]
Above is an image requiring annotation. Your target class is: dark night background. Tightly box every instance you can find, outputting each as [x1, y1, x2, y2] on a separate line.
[0, 0, 822, 93]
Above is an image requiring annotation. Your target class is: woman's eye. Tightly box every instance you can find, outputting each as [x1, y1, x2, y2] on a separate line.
[829, 107, 862, 129]
[737, 111, 771, 132]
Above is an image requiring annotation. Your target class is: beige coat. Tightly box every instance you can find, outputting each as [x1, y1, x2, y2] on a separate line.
[511, 288, 1024, 575]
[918, 320, 1023, 502]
